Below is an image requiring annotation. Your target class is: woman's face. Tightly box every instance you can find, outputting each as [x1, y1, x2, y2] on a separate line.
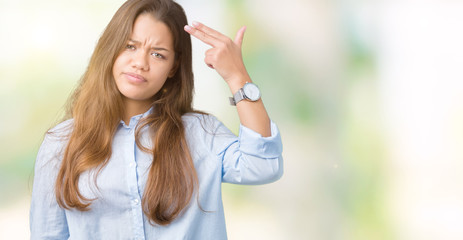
[113, 13, 176, 107]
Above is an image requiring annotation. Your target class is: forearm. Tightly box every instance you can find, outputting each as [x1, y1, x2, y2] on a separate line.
[227, 74, 271, 137]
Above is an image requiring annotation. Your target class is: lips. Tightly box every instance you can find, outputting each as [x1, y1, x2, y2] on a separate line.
[124, 72, 146, 83]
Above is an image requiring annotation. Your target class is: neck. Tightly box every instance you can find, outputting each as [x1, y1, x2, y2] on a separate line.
[122, 97, 151, 125]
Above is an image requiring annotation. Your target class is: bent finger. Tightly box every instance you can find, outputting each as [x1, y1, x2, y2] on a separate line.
[204, 56, 215, 69]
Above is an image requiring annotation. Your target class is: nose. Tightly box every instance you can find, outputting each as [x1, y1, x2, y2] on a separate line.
[132, 50, 149, 71]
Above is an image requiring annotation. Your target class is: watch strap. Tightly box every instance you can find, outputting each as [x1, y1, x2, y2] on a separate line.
[229, 89, 245, 106]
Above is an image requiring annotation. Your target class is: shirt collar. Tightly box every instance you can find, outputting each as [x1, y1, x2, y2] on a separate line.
[120, 106, 154, 129]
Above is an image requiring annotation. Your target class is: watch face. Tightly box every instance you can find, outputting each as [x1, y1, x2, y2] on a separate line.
[243, 83, 261, 101]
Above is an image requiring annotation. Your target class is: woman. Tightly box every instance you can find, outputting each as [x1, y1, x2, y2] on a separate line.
[30, 0, 283, 239]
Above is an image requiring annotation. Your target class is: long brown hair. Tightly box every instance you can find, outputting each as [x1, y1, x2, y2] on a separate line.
[55, 0, 198, 225]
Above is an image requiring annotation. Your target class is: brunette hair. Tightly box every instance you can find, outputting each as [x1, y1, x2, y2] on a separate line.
[55, 0, 198, 225]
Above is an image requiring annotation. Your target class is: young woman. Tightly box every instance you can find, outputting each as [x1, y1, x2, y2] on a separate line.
[30, 0, 283, 239]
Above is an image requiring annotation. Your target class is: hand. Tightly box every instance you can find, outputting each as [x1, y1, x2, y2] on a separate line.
[185, 22, 271, 137]
[184, 21, 249, 86]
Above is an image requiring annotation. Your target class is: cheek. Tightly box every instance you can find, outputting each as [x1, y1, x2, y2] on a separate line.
[112, 56, 124, 76]
[152, 63, 174, 80]
[112, 58, 127, 94]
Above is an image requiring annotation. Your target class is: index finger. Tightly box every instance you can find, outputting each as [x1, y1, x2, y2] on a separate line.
[184, 25, 220, 47]
[191, 21, 229, 42]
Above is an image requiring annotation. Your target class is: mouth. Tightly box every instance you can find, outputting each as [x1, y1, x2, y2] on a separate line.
[124, 72, 146, 83]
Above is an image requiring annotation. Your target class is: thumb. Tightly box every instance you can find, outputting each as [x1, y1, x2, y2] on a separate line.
[234, 26, 246, 47]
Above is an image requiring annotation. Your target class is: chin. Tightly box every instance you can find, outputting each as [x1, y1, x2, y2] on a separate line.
[120, 92, 146, 100]
[121, 90, 158, 102]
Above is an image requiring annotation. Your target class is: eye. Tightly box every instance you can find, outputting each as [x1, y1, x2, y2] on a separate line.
[151, 52, 165, 59]
[126, 44, 136, 50]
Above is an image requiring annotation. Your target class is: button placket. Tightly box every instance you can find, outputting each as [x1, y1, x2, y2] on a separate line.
[123, 123, 145, 239]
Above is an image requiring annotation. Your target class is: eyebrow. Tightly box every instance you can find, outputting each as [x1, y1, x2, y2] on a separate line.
[128, 39, 170, 52]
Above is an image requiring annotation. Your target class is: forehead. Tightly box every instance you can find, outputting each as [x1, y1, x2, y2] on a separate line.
[131, 13, 174, 49]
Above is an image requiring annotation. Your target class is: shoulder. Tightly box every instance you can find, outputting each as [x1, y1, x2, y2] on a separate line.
[182, 112, 221, 132]
[49, 119, 74, 134]
[45, 119, 74, 142]
[181, 112, 234, 144]
[181, 112, 236, 154]
[40, 119, 74, 155]
[35, 119, 74, 169]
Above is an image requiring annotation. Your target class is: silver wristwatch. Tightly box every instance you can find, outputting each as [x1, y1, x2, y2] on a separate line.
[229, 82, 261, 106]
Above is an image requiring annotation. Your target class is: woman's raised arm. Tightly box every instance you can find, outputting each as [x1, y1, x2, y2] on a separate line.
[184, 21, 271, 137]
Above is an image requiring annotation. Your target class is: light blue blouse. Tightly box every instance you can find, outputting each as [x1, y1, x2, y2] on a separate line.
[30, 109, 283, 240]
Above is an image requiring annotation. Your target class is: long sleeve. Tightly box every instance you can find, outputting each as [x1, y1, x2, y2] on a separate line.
[206, 116, 283, 185]
[30, 133, 70, 239]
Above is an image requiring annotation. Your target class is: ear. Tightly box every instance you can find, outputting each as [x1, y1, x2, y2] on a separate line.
[168, 60, 180, 78]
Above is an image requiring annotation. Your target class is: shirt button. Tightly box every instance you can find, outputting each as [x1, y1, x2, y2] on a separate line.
[133, 199, 139, 204]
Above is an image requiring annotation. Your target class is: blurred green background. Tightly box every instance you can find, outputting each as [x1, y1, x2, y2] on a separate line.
[1, 0, 463, 239]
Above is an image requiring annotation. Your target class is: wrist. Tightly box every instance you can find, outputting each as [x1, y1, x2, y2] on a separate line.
[226, 73, 251, 94]
[228, 81, 261, 106]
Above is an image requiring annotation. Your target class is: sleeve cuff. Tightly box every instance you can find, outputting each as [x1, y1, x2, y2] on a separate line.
[238, 120, 283, 158]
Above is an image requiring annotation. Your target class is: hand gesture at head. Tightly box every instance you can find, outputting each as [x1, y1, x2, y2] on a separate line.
[184, 21, 249, 84]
